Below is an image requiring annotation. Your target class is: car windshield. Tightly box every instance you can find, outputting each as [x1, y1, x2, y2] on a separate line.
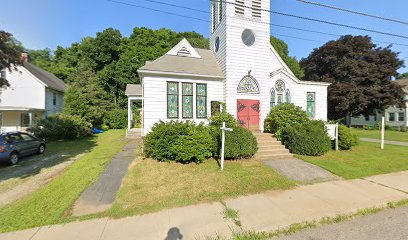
[5, 134, 23, 143]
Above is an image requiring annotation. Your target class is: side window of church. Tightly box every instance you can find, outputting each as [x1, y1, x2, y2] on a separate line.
[197, 84, 207, 119]
[306, 92, 316, 119]
[167, 82, 179, 118]
[211, 101, 221, 116]
[182, 83, 193, 119]
[270, 89, 275, 109]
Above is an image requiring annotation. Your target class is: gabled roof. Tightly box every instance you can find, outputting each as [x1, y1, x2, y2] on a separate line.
[396, 78, 408, 94]
[23, 62, 67, 92]
[138, 39, 224, 80]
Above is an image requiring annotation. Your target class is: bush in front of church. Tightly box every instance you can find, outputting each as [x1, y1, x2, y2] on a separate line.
[209, 111, 238, 128]
[338, 125, 359, 150]
[281, 120, 331, 156]
[264, 103, 310, 140]
[211, 126, 258, 160]
[144, 121, 214, 163]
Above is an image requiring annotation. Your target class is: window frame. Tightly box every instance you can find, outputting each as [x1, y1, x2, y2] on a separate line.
[182, 83, 194, 119]
[285, 89, 291, 103]
[53, 92, 57, 106]
[398, 112, 404, 122]
[20, 113, 30, 127]
[388, 112, 395, 122]
[306, 92, 316, 119]
[196, 83, 208, 119]
[270, 88, 276, 109]
[167, 82, 179, 119]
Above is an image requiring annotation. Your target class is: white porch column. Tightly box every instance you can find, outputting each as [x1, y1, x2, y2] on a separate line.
[128, 98, 132, 130]
[28, 112, 33, 128]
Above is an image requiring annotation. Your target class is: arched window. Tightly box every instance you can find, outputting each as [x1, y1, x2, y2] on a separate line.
[237, 75, 260, 94]
[270, 88, 276, 109]
[285, 89, 291, 103]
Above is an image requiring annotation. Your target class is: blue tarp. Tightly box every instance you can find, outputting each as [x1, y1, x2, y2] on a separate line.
[92, 128, 105, 134]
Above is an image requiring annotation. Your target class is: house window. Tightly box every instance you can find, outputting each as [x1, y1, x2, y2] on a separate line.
[20, 113, 30, 127]
[270, 88, 276, 109]
[285, 89, 291, 103]
[307, 92, 316, 119]
[364, 115, 370, 121]
[388, 112, 395, 122]
[398, 112, 404, 122]
[53, 93, 57, 106]
[167, 82, 179, 118]
[197, 84, 207, 119]
[182, 83, 193, 119]
[211, 101, 221, 116]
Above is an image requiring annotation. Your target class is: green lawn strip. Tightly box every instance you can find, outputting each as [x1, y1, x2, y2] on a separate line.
[297, 142, 408, 179]
[0, 130, 126, 233]
[107, 158, 295, 219]
[210, 199, 408, 240]
[351, 129, 408, 143]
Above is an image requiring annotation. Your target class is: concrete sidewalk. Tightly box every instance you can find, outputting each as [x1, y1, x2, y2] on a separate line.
[1, 171, 408, 240]
[360, 138, 408, 147]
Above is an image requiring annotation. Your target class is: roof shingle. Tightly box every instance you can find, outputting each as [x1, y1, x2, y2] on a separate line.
[24, 62, 67, 92]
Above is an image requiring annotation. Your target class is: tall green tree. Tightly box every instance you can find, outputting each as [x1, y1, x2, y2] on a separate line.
[63, 65, 113, 127]
[0, 31, 24, 87]
[300, 35, 405, 120]
[270, 36, 304, 79]
[397, 72, 408, 79]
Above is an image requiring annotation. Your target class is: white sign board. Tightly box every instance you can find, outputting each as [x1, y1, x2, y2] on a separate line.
[326, 124, 337, 140]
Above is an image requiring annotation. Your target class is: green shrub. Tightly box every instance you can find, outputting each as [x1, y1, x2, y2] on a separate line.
[104, 108, 128, 129]
[338, 125, 359, 150]
[264, 103, 310, 140]
[209, 111, 238, 128]
[32, 114, 92, 140]
[211, 126, 258, 160]
[282, 120, 331, 156]
[144, 121, 214, 163]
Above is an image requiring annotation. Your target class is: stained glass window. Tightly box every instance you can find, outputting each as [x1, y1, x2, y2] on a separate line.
[182, 83, 193, 119]
[270, 88, 275, 109]
[167, 82, 178, 118]
[307, 92, 316, 119]
[275, 80, 285, 93]
[237, 75, 259, 94]
[277, 94, 283, 105]
[197, 84, 207, 119]
[285, 89, 291, 103]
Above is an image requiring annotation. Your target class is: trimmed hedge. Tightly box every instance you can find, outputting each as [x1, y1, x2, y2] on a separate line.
[32, 114, 92, 140]
[282, 120, 332, 156]
[104, 108, 128, 129]
[144, 121, 214, 163]
[209, 111, 238, 128]
[338, 125, 359, 150]
[264, 103, 310, 140]
[211, 126, 258, 160]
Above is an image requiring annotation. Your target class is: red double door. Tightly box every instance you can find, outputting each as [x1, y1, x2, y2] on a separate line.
[237, 100, 260, 130]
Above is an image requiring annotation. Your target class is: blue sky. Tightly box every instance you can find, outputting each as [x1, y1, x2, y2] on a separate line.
[1, 0, 408, 73]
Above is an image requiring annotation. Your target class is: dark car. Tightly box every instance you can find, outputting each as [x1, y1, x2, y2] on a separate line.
[0, 132, 46, 165]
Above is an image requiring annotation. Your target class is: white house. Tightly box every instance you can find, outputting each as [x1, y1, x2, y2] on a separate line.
[0, 58, 67, 132]
[350, 78, 408, 128]
[128, 0, 330, 135]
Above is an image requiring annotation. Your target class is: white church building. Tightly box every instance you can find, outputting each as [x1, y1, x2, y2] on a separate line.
[127, 0, 330, 136]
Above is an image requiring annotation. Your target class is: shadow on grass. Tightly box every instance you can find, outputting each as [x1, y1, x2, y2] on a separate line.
[0, 136, 97, 182]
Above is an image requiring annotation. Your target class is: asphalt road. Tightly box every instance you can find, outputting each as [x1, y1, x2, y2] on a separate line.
[276, 205, 408, 240]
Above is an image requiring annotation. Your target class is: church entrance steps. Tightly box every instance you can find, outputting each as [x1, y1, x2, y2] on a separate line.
[253, 132, 293, 160]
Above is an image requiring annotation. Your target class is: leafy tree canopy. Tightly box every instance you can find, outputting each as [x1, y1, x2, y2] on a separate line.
[397, 72, 408, 79]
[0, 30, 24, 87]
[270, 36, 304, 79]
[300, 35, 405, 120]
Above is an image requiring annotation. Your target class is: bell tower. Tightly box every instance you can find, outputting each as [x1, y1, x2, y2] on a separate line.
[209, 0, 272, 118]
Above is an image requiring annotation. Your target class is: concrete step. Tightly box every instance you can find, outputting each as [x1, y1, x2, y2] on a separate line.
[258, 141, 283, 147]
[258, 146, 287, 152]
[257, 148, 290, 155]
[256, 153, 293, 161]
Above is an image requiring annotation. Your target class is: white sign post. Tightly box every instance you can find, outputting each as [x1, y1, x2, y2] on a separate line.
[326, 124, 339, 151]
[381, 116, 385, 150]
[220, 122, 233, 171]
[335, 123, 339, 151]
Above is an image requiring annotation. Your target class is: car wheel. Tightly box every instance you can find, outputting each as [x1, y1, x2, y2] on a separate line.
[8, 152, 19, 165]
[38, 144, 46, 154]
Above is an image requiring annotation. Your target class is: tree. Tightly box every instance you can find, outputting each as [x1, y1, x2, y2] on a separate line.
[63, 65, 113, 127]
[300, 35, 405, 120]
[397, 72, 408, 79]
[270, 36, 304, 79]
[0, 31, 23, 87]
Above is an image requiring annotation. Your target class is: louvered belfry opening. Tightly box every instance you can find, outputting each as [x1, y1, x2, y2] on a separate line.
[177, 47, 191, 57]
[252, 0, 261, 18]
[235, 0, 245, 15]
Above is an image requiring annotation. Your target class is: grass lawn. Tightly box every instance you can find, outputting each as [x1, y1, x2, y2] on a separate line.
[297, 142, 408, 179]
[0, 130, 126, 233]
[351, 128, 408, 143]
[107, 158, 295, 218]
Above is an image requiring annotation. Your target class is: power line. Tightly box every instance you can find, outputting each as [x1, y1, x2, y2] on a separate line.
[273, 34, 326, 43]
[106, 0, 408, 47]
[296, 0, 408, 26]
[213, 0, 408, 40]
